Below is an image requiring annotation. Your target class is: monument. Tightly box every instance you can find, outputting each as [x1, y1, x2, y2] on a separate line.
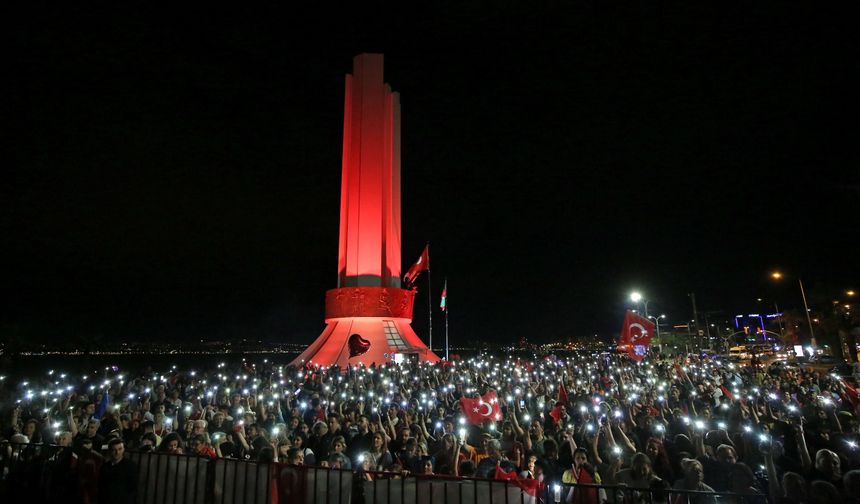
[289, 54, 440, 368]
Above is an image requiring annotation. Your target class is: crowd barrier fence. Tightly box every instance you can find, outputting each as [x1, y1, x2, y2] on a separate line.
[1, 442, 760, 504]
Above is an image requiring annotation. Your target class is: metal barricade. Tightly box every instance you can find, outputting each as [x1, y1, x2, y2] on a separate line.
[2, 442, 756, 504]
[358, 470, 537, 504]
[545, 481, 764, 504]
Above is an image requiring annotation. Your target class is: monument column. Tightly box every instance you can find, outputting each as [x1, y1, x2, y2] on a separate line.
[290, 54, 439, 369]
[338, 54, 401, 288]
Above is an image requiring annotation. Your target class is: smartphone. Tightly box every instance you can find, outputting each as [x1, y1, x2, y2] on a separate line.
[519, 400, 525, 408]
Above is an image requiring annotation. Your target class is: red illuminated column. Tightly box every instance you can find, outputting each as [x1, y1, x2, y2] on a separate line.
[337, 54, 402, 288]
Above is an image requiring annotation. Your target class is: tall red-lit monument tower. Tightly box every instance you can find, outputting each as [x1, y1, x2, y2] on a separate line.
[289, 54, 440, 368]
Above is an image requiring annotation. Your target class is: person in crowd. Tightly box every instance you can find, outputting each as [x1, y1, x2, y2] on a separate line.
[74, 419, 105, 452]
[561, 447, 605, 504]
[98, 439, 137, 504]
[419, 457, 435, 475]
[644, 437, 674, 482]
[727, 463, 765, 504]
[843, 470, 860, 504]
[347, 413, 374, 459]
[290, 431, 316, 465]
[808, 448, 844, 491]
[366, 430, 394, 471]
[189, 433, 217, 458]
[613, 452, 662, 503]
[138, 432, 158, 451]
[3, 350, 860, 503]
[76, 437, 103, 504]
[520, 454, 539, 479]
[672, 458, 716, 504]
[159, 432, 184, 454]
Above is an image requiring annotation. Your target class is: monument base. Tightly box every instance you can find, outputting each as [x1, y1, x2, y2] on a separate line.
[288, 287, 440, 368]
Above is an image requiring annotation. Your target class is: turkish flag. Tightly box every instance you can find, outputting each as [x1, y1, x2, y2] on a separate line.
[460, 390, 502, 424]
[572, 468, 599, 504]
[558, 381, 569, 405]
[842, 379, 860, 417]
[403, 244, 430, 287]
[548, 404, 563, 424]
[494, 466, 542, 497]
[617, 310, 655, 362]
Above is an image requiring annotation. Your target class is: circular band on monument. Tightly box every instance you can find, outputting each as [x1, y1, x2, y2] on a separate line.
[325, 287, 415, 319]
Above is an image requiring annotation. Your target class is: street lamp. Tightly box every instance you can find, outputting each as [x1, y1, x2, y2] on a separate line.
[630, 291, 649, 318]
[648, 314, 666, 353]
[757, 297, 786, 340]
[771, 271, 816, 348]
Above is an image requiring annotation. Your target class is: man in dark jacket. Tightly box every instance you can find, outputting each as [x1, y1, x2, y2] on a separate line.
[98, 438, 137, 504]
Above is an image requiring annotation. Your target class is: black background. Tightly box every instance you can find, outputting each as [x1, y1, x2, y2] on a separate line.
[5, 3, 858, 346]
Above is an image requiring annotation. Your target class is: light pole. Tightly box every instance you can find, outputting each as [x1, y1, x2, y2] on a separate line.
[758, 297, 786, 340]
[648, 314, 666, 353]
[630, 291, 649, 318]
[772, 272, 816, 349]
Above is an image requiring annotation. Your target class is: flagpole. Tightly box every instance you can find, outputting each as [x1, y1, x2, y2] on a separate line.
[445, 286, 449, 360]
[427, 265, 433, 353]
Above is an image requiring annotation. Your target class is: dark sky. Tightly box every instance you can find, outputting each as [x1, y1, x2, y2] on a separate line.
[5, 4, 858, 346]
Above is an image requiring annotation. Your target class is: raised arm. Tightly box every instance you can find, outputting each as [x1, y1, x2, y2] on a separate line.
[763, 441, 782, 502]
[510, 404, 525, 436]
[68, 409, 79, 437]
[795, 423, 812, 474]
[589, 431, 603, 466]
[235, 425, 251, 451]
[692, 431, 706, 459]
[417, 413, 434, 442]
[612, 422, 637, 453]
[562, 430, 577, 459]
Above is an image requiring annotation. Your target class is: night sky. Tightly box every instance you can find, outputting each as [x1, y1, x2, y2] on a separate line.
[6, 4, 858, 347]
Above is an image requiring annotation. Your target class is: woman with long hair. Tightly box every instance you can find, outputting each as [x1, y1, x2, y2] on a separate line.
[159, 432, 185, 454]
[645, 437, 674, 483]
[292, 432, 316, 465]
[366, 431, 393, 471]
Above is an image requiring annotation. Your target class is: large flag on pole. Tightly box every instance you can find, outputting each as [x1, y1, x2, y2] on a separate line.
[617, 310, 655, 362]
[440, 278, 447, 311]
[403, 244, 430, 287]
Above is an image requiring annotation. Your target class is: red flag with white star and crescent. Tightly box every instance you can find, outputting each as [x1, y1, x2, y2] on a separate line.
[403, 244, 430, 287]
[617, 310, 655, 362]
[460, 390, 502, 425]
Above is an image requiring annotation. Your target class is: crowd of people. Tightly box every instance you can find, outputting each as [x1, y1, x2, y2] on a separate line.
[2, 350, 860, 503]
